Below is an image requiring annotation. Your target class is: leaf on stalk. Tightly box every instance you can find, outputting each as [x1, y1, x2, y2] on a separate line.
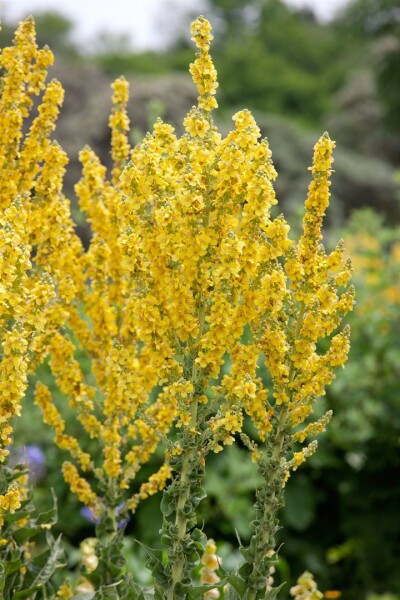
[264, 582, 286, 599]
[30, 534, 64, 587]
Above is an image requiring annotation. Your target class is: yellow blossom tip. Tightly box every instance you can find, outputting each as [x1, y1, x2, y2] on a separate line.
[190, 16, 213, 50]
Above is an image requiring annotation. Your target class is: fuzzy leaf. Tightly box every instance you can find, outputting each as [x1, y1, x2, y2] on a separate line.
[13, 585, 42, 599]
[160, 492, 174, 517]
[4, 510, 31, 524]
[191, 528, 207, 545]
[13, 527, 39, 545]
[226, 573, 247, 596]
[264, 582, 286, 599]
[188, 583, 224, 598]
[3, 558, 23, 576]
[190, 486, 207, 508]
[31, 534, 64, 587]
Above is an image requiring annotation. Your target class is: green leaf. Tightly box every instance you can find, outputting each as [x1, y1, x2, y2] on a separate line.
[264, 582, 286, 599]
[0, 562, 5, 592]
[3, 558, 23, 576]
[31, 534, 64, 587]
[160, 492, 174, 517]
[226, 573, 247, 596]
[191, 528, 207, 545]
[190, 486, 207, 508]
[188, 583, 225, 598]
[13, 585, 42, 599]
[13, 527, 39, 545]
[133, 539, 163, 563]
[4, 510, 31, 525]
[224, 584, 241, 600]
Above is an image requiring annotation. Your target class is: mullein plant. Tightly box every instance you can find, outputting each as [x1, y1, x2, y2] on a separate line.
[0, 14, 354, 600]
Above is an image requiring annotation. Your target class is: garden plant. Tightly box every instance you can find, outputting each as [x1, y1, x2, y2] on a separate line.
[0, 14, 355, 599]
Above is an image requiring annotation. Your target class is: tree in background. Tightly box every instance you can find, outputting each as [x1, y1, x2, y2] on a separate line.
[334, 0, 400, 148]
[203, 0, 348, 125]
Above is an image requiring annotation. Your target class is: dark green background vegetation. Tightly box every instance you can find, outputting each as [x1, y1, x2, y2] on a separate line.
[2, 0, 400, 597]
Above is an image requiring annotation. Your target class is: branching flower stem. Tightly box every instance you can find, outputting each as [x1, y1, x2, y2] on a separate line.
[245, 304, 306, 599]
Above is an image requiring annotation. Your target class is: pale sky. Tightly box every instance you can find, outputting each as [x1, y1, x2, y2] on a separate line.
[2, 0, 351, 51]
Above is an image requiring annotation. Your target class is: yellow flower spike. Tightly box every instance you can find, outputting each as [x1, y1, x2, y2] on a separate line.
[17, 80, 64, 195]
[189, 16, 218, 112]
[300, 132, 335, 263]
[34, 383, 92, 471]
[62, 462, 100, 517]
[190, 16, 214, 51]
[110, 77, 130, 185]
[0, 14, 81, 493]
[292, 410, 333, 443]
[288, 440, 318, 473]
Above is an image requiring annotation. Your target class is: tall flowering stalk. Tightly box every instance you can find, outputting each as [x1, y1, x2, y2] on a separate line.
[0, 18, 71, 521]
[237, 132, 354, 599]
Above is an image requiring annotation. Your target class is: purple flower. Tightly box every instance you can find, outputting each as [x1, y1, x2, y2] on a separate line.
[80, 506, 100, 524]
[80, 502, 130, 529]
[11, 445, 46, 482]
[116, 501, 130, 529]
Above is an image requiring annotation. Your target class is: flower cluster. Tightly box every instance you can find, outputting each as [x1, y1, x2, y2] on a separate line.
[0, 19, 64, 469]
[200, 539, 221, 599]
[290, 571, 323, 600]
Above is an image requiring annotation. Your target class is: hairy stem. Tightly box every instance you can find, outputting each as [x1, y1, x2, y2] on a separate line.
[245, 409, 289, 600]
[167, 427, 197, 599]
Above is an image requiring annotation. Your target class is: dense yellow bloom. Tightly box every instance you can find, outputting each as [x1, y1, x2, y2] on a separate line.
[1, 15, 352, 528]
[0, 18, 90, 526]
[0, 19, 73, 476]
[110, 77, 130, 184]
[0, 482, 22, 528]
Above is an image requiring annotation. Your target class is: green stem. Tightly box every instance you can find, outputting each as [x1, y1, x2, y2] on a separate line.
[163, 177, 212, 598]
[165, 398, 199, 600]
[245, 409, 289, 600]
[168, 460, 193, 596]
[93, 478, 128, 597]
